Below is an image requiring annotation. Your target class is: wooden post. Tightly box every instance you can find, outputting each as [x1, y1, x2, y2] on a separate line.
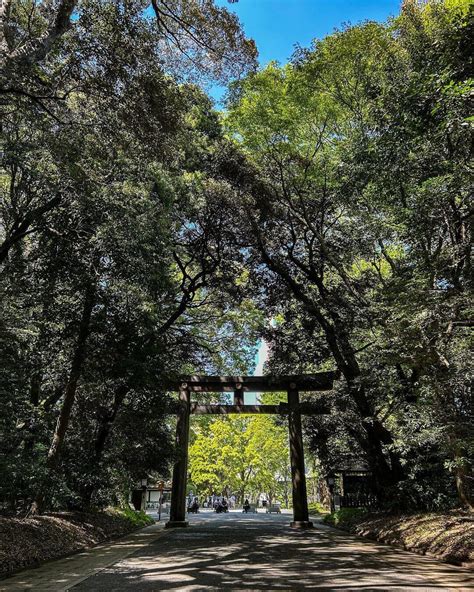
[166, 384, 190, 528]
[288, 385, 313, 528]
[234, 383, 244, 406]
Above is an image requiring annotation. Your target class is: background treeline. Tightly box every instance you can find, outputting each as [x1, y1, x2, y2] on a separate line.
[188, 413, 291, 506]
[1, 0, 472, 514]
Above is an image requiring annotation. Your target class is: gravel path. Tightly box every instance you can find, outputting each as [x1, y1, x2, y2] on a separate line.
[2, 511, 473, 591]
[71, 511, 473, 591]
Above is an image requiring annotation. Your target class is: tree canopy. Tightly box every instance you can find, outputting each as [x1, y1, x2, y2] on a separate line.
[1, 0, 472, 513]
[222, 0, 472, 509]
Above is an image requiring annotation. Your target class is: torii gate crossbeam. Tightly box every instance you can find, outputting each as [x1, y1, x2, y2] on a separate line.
[165, 372, 335, 529]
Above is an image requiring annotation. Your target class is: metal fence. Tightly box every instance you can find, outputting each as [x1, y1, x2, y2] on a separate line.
[339, 494, 378, 509]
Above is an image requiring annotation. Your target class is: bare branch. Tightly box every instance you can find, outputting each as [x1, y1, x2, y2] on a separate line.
[2, 0, 77, 69]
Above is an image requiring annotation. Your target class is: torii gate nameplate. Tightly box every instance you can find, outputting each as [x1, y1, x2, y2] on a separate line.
[165, 373, 336, 530]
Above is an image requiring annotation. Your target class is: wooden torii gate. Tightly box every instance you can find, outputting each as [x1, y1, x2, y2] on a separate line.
[165, 372, 335, 529]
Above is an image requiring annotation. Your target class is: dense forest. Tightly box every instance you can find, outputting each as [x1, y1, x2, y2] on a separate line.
[1, 0, 472, 515]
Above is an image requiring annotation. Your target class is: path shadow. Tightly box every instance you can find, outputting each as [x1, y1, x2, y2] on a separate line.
[72, 513, 474, 591]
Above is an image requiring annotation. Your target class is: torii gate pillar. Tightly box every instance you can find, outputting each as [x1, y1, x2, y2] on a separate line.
[288, 385, 313, 528]
[165, 373, 334, 528]
[165, 384, 190, 528]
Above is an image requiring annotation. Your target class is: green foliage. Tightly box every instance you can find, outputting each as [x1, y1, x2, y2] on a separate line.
[223, 0, 473, 510]
[323, 508, 369, 528]
[189, 415, 290, 502]
[307, 502, 329, 515]
[1, 0, 472, 516]
[111, 507, 154, 528]
[0, 0, 259, 513]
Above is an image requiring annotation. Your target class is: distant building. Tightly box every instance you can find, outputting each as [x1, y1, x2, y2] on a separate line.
[130, 479, 172, 512]
[324, 463, 377, 510]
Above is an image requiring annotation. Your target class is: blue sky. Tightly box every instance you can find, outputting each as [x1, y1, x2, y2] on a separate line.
[212, 0, 401, 102]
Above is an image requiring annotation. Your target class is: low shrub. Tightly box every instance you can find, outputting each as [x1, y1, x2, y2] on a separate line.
[112, 507, 154, 528]
[323, 507, 368, 527]
[324, 510, 473, 565]
[308, 502, 329, 515]
[1, 508, 154, 576]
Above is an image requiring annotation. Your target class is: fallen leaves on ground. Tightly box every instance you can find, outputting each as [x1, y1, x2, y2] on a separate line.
[0, 509, 146, 576]
[351, 511, 474, 565]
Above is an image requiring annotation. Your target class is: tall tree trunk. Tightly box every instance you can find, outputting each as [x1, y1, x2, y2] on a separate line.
[450, 438, 473, 511]
[94, 386, 128, 459]
[251, 234, 405, 493]
[23, 264, 59, 452]
[79, 385, 129, 507]
[47, 281, 95, 466]
[338, 352, 405, 496]
[31, 281, 95, 514]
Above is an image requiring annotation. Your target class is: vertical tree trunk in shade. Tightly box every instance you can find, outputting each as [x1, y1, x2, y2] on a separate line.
[79, 385, 130, 507]
[30, 281, 96, 514]
[287, 387, 312, 528]
[166, 386, 191, 527]
[93, 387, 129, 459]
[249, 236, 405, 495]
[47, 281, 96, 466]
[451, 440, 473, 511]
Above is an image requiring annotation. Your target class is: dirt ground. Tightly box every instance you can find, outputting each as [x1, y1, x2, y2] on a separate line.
[338, 511, 474, 566]
[0, 509, 149, 576]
